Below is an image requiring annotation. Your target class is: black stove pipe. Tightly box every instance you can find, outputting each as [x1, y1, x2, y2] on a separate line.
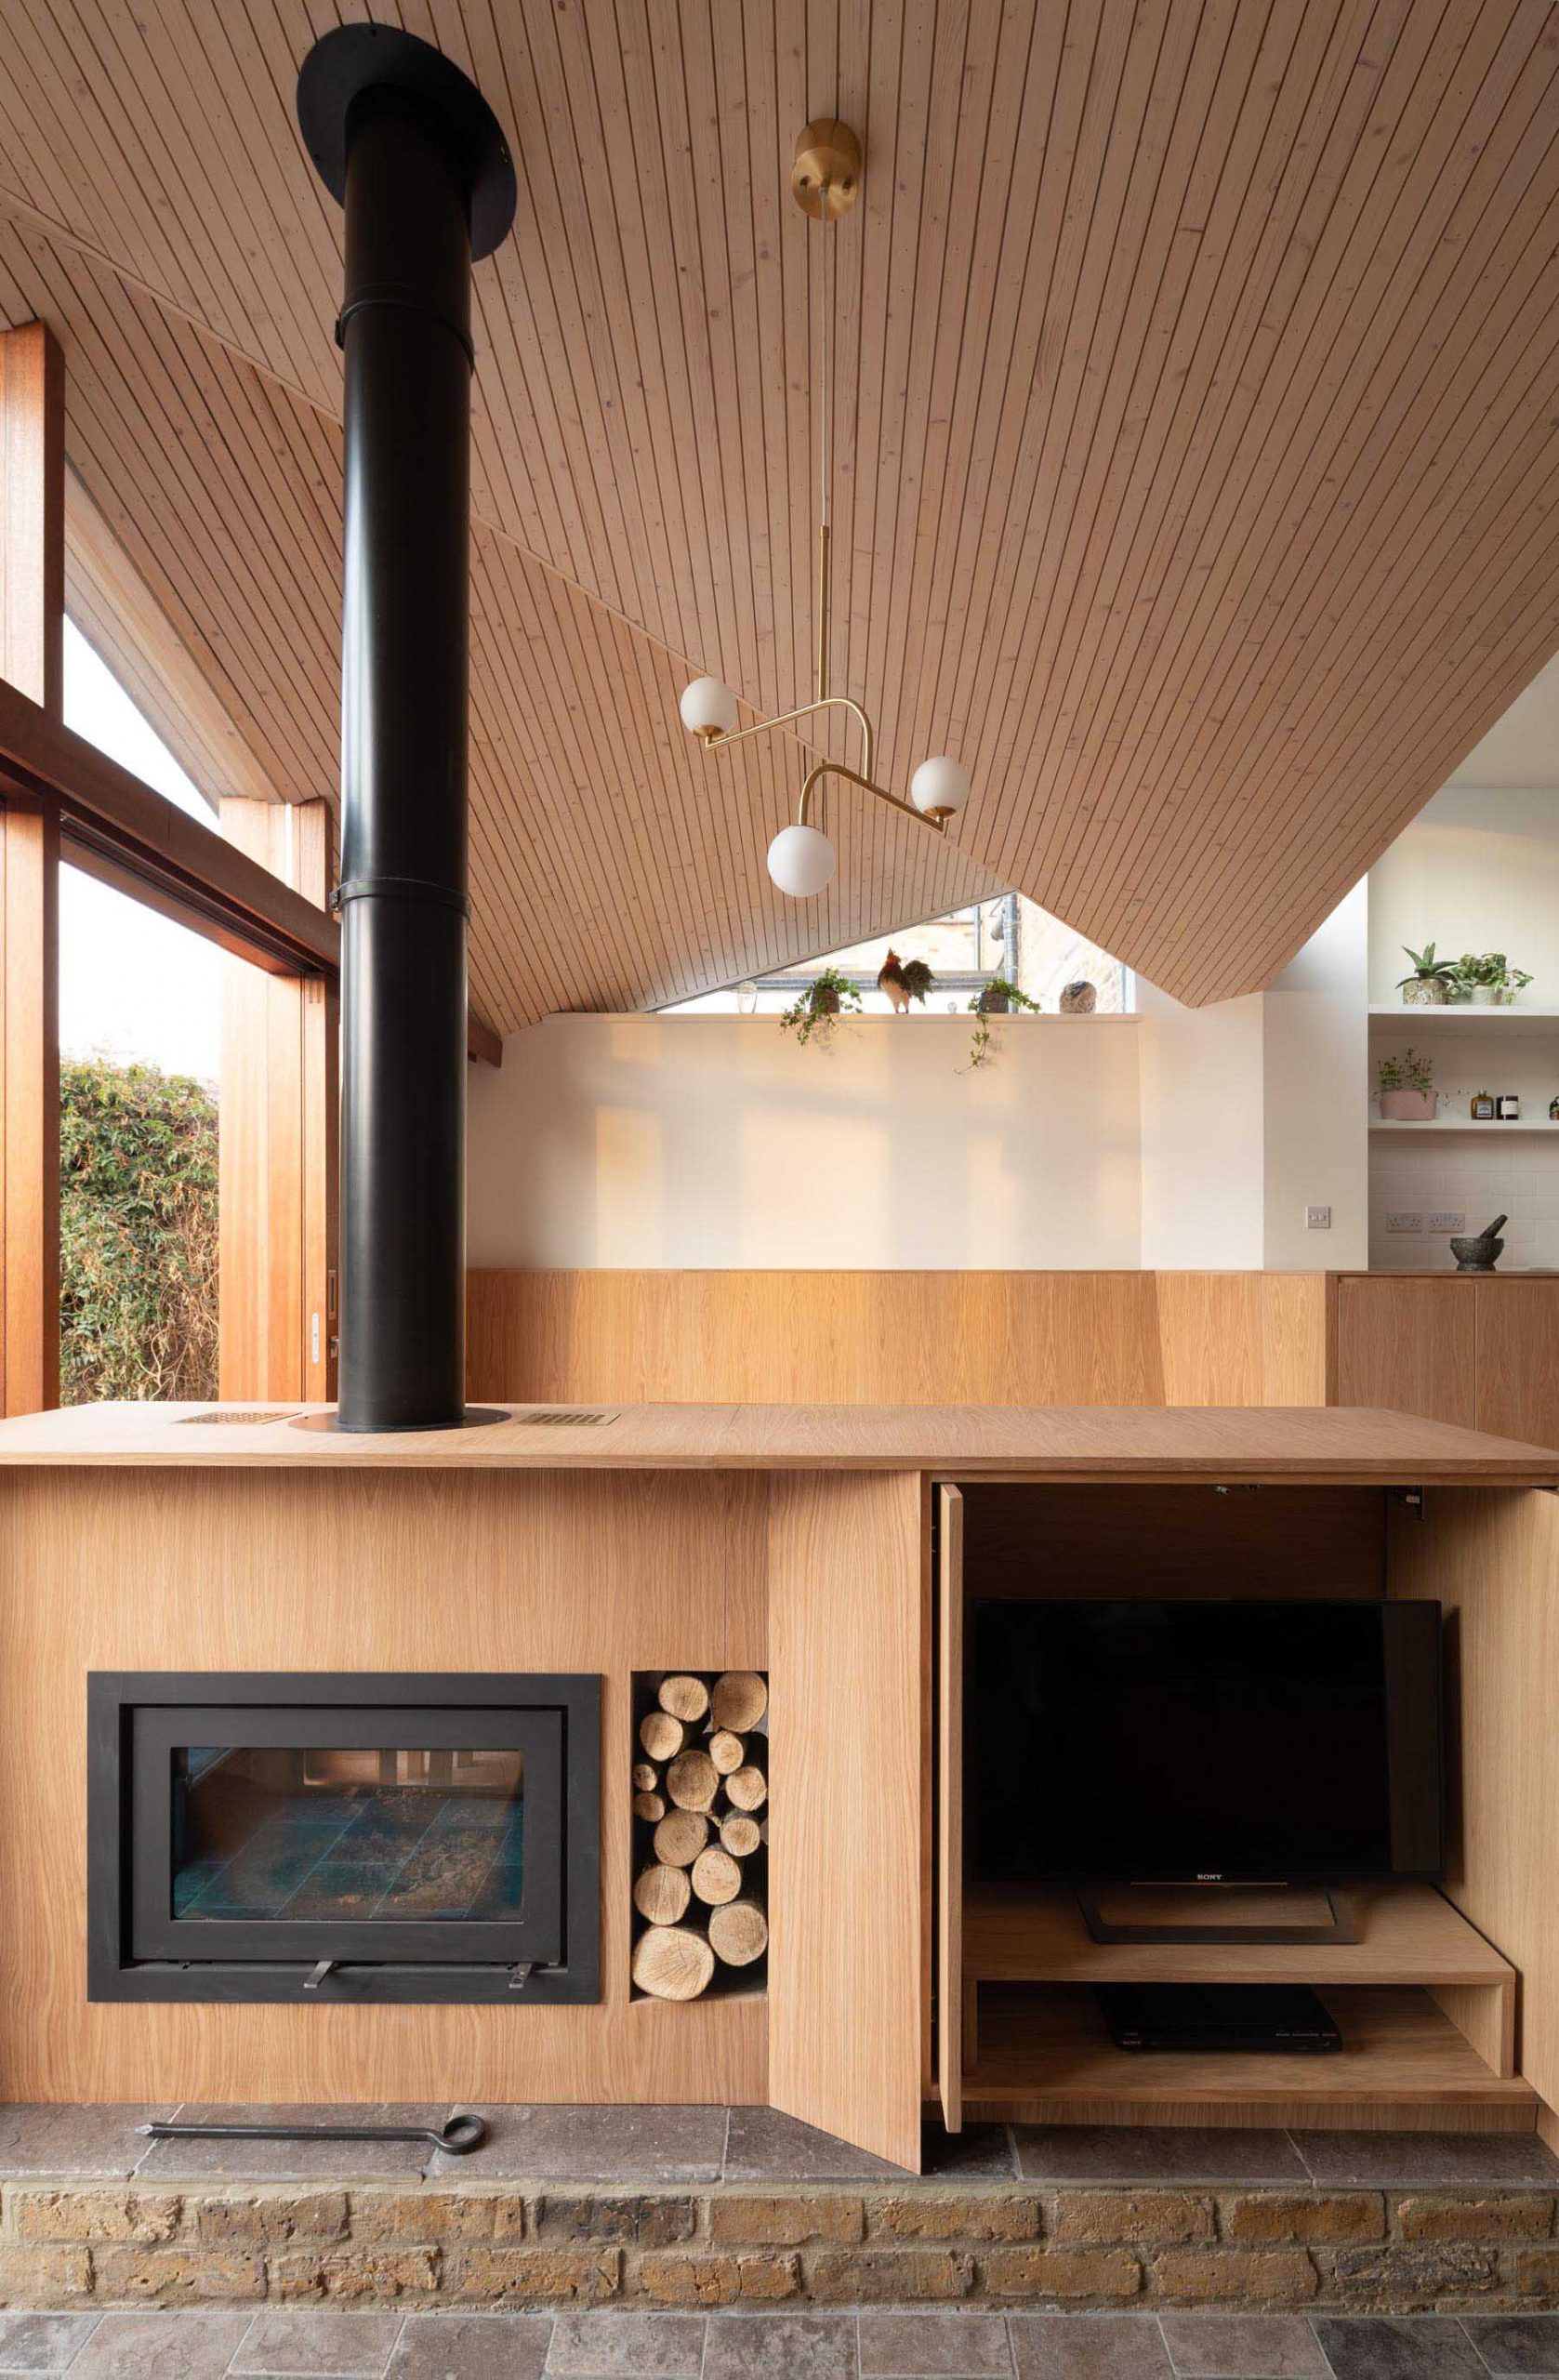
[297, 29, 515, 1431]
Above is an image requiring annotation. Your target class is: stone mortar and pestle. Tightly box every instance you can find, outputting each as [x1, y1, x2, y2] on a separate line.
[1449, 1213, 1507, 1273]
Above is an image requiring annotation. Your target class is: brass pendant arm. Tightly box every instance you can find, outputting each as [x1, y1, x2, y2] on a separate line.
[705, 692, 876, 782]
[796, 758, 945, 836]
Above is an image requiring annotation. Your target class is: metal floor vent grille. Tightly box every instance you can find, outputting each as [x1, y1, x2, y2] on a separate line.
[178, 1410, 301, 1427]
[511, 1408, 619, 1427]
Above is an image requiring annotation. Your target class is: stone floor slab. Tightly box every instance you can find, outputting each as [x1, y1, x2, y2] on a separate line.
[1011, 2130, 1308, 2187]
[722, 2108, 912, 2181]
[1310, 2317, 1487, 2379]
[227, 2307, 406, 2376]
[1156, 2314, 1328, 2376]
[437, 2107, 727, 2185]
[1459, 2315, 1559, 2374]
[858, 2309, 1016, 2373]
[545, 2311, 707, 2374]
[0, 2313, 99, 2376]
[1010, 2316, 1173, 2379]
[702, 2313, 861, 2379]
[0, 2105, 177, 2181]
[67, 2310, 256, 2378]
[1295, 2133, 1559, 2188]
[387, 2313, 553, 2378]
[136, 2107, 448, 2182]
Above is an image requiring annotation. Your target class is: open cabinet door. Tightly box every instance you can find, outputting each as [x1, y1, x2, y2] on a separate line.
[767, 1470, 926, 2171]
[938, 1484, 964, 2131]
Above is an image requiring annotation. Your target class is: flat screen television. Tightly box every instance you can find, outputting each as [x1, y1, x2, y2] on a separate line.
[970, 1598, 1444, 1886]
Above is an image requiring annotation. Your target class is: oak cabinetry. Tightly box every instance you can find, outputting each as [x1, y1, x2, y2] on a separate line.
[1333, 1276, 1559, 1451]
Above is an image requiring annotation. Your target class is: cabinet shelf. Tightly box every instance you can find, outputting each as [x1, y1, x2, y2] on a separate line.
[1370, 1120, 1559, 1133]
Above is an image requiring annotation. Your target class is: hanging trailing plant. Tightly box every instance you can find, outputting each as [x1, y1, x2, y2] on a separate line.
[964, 976, 1039, 1069]
[779, 966, 862, 1047]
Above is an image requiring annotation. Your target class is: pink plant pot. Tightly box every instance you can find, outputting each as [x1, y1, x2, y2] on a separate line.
[1381, 1088, 1437, 1121]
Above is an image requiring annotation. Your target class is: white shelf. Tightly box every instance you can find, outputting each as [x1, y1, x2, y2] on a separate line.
[1369, 1005, 1559, 1025]
[1370, 1119, 1559, 1133]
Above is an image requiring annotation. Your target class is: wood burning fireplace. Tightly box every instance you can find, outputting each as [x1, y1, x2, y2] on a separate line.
[87, 1673, 599, 2003]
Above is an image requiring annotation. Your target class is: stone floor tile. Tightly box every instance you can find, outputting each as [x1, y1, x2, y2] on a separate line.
[1295, 2132, 1559, 2188]
[1459, 2315, 1559, 2374]
[1011, 2130, 1307, 2187]
[387, 2313, 553, 2378]
[67, 2311, 256, 2379]
[0, 2104, 177, 2180]
[0, 2312, 100, 2376]
[545, 2311, 707, 2374]
[227, 2307, 407, 2376]
[920, 2128, 1019, 2181]
[135, 2106, 449, 2182]
[723, 2107, 913, 2181]
[438, 2107, 727, 2185]
[702, 2313, 861, 2379]
[1157, 2313, 1328, 2376]
[858, 2308, 1015, 2374]
[1310, 2317, 1487, 2380]
[1010, 2316, 1173, 2380]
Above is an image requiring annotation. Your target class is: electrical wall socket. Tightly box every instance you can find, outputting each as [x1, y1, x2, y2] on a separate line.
[1305, 1205, 1331, 1229]
[1428, 1211, 1465, 1232]
[1385, 1211, 1424, 1233]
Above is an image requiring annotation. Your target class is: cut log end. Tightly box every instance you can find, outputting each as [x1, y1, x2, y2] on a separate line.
[666, 1748, 719, 1812]
[631, 1761, 660, 1794]
[691, 1844, 743, 1906]
[719, 1813, 761, 1858]
[711, 1671, 767, 1733]
[639, 1711, 685, 1764]
[724, 1764, 767, 1813]
[653, 1808, 709, 1868]
[633, 1862, 692, 1926]
[657, 1673, 710, 1725]
[708, 1897, 768, 1967]
[632, 1791, 666, 1823]
[708, 1728, 745, 1775]
[632, 1924, 715, 2002]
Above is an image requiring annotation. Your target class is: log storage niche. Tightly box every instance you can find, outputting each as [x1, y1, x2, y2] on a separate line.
[631, 1671, 768, 2001]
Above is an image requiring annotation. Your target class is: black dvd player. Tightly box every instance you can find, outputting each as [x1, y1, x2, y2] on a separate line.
[1096, 1983, 1343, 2054]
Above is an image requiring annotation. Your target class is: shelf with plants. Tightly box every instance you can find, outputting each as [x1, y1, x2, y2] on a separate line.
[1370, 1119, 1559, 1133]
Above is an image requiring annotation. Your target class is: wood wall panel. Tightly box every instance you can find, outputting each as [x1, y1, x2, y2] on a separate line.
[2, 8, 1559, 1016]
[767, 1468, 924, 2169]
[1472, 1282, 1559, 1456]
[1389, 1489, 1559, 2132]
[0, 1465, 768, 2105]
[1333, 1276, 1477, 1431]
[466, 1269, 1332, 1412]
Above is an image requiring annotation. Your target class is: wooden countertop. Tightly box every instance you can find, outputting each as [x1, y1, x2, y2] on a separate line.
[0, 1401, 1554, 1482]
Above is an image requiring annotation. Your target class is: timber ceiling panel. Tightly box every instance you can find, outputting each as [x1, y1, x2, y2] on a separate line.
[2, 0, 1559, 1016]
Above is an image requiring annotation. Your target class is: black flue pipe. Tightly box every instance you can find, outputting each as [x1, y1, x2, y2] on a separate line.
[297, 28, 515, 1431]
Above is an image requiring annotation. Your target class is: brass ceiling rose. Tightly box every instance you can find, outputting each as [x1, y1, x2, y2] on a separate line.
[791, 118, 862, 218]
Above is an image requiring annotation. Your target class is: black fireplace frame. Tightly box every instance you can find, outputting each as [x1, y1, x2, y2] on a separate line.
[87, 1673, 600, 2004]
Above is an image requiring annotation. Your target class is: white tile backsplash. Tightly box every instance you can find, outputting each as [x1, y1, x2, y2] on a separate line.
[1368, 1123, 1559, 1268]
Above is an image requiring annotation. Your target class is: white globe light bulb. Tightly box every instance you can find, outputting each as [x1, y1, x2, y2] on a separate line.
[767, 823, 836, 899]
[679, 675, 738, 737]
[910, 755, 971, 817]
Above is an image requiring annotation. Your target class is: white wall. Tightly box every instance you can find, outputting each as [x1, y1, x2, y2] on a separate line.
[468, 1013, 1143, 1270]
[1367, 787, 1559, 1002]
[1136, 985, 1266, 1269]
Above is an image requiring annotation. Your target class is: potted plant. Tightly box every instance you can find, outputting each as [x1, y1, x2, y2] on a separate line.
[1395, 943, 1457, 1006]
[779, 965, 861, 1047]
[1378, 1048, 1437, 1122]
[1453, 952, 1534, 1007]
[965, 976, 1039, 1068]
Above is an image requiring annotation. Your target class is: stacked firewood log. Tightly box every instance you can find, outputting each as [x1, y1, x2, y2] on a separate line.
[630, 1671, 768, 2000]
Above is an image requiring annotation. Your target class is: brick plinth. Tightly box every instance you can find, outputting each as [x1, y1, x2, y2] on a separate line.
[2, 2180, 1556, 2311]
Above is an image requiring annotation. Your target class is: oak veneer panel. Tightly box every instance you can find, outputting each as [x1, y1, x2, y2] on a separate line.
[963, 1985, 1536, 2130]
[767, 1470, 924, 2170]
[3, 1400, 1556, 1483]
[1474, 1281, 1559, 1455]
[958, 1484, 1387, 1603]
[1389, 1486, 1559, 2127]
[1335, 1276, 1478, 1430]
[936, 1484, 963, 2135]
[0, 1465, 768, 2103]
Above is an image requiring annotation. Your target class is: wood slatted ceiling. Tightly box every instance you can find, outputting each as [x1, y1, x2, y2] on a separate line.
[1, 0, 1558, 1015]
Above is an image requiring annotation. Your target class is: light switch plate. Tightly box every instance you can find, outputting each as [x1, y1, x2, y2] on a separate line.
[1305, 1205, 1331, 1229]
[1428, 1211, 1465, 1232]
[1385, 1211, 1424, 1233]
